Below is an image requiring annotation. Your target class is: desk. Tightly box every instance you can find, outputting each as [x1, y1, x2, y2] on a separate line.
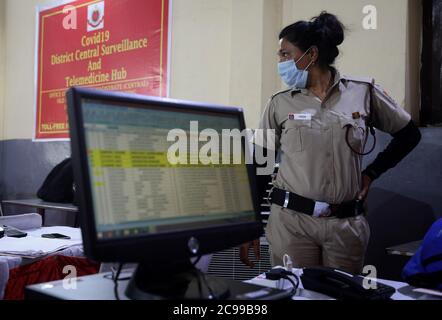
[1, 245, 84, 300]
[25, 268, 442, 300]
[2, 199, 78, 226]
[26, 271, 132, 300]
[24, 270, 302, 300]
[248, 268, 442, 300]
[386, 240, 422, 257]
[0, 226, 83, 299]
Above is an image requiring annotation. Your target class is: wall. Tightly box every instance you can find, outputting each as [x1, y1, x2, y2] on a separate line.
[282, 0, 422, 121]
[229, 0, 264, 128]
[1, 0, 282, 140]
[0, 0, 424, 140]
[3, 0, 56, 140]
[406, 0, 423, 122]
[170, 0, 283, 129]
[169, 0, 233, 107]
[261, 0, 283, 118]
[228, 0, 283, 128]
[0, 0, 5, 140]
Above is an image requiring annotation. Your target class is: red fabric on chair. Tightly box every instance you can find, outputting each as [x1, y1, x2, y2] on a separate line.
[4, 255, 99, 300]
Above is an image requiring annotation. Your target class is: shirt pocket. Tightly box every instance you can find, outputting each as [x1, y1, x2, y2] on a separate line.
[280, 120, 311, 153]
[340, 117, 367, 152]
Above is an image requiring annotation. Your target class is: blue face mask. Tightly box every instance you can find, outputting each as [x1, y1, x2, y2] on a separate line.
[278, 48, 314, 88]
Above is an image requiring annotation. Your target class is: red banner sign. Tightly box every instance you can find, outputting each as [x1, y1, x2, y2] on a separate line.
[35, 0, 170, 140]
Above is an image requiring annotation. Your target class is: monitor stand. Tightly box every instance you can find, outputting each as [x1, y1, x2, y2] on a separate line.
[125, 260, 231, 300]
[125, 260, 294, 300]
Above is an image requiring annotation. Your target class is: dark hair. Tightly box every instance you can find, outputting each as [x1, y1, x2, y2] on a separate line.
[279, 11, 345, 67]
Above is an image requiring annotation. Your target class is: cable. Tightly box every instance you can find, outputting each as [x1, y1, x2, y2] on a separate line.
[190, 256, 207, 299]
[345, 125, 377, 156]
[199, 270, 217, 300]
[283, 254, 293, 271]
[281, 276, 298, 294]
[104, 271, 131, 281]
[200, 272, 216, 299]
[191, 268, 204, 299]
[192, 256, 216, 299]
[192, 256, 202, 267]
[265, 268, 300, 295]
[113, 263, 124, 300]
[283, 270, 300, 293]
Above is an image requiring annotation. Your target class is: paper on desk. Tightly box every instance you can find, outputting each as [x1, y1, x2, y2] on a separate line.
[0, 226, 82, 258]
[26, 226, 82, 241]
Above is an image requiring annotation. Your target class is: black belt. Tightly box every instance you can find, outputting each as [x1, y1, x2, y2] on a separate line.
[269, 187, 364, 219]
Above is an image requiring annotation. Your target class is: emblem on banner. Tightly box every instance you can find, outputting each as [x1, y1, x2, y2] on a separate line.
[87, 1, 105, 32]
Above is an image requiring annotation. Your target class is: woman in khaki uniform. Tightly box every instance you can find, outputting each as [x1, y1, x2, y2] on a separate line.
[241, 12, 421, 274]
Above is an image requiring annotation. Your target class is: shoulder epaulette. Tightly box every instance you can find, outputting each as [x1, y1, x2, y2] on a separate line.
[271, 88, 294, 99]
[341, 75, 375, 86]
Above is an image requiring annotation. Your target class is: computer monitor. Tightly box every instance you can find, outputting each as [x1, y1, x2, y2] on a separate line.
[67, 87, 267, 299]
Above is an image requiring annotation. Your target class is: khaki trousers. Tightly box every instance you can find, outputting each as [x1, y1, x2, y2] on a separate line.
[265, 204, 371, 274]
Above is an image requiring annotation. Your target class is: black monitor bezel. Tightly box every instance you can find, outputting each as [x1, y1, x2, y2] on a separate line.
[67, 87, 263, 263]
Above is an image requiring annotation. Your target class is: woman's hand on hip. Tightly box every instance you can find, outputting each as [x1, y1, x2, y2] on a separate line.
[358, 174, 373, 202]
[239, 239, 260, 268]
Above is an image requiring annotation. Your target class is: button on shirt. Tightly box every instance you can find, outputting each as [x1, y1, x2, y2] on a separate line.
[257, 70, 411, 204]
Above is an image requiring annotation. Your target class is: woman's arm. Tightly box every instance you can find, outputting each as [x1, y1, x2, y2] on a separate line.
[362, 120, 421, 181]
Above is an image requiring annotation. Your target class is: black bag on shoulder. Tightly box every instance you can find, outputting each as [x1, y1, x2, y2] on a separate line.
[37, 158, 76, 204]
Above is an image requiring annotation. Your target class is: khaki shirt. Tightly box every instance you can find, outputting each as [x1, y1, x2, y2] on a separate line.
[258, 70, 411, 204]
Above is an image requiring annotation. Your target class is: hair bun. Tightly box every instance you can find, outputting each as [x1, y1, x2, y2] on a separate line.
[311, 11, 344, 47]
[279, 11, 345, 66]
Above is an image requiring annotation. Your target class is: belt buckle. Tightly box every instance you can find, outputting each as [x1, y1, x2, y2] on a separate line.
[283, 191, 290, 209]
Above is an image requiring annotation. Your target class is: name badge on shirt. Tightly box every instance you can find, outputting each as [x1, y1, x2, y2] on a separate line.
[288, 113, 312, 121]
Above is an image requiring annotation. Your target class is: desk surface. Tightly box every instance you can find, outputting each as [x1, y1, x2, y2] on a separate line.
[25, 268, 442, 301]
[2, 199, 78, 212]
[249, 269, 442, 300]
[26, 271, 132, 300]
[386, 240, 422, 257]
[25, 270, 329, 301]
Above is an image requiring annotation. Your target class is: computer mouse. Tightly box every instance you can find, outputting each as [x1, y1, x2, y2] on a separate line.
[0, 226, 4, 239]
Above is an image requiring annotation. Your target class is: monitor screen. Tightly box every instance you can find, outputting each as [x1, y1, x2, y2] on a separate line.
[67, 88, 265, 299]
[81, 99, 256, 240]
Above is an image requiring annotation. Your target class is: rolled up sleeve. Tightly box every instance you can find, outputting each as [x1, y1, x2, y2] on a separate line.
[371, 84, 411, 134]
[255, 98, 281, 151]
